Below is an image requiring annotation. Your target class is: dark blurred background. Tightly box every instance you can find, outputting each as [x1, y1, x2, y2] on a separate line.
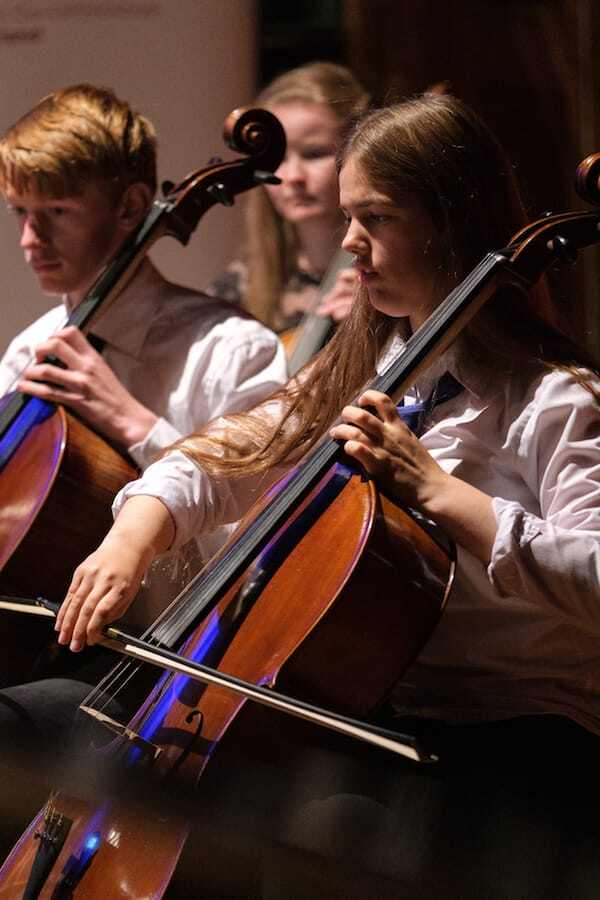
[259, 0, 600, 355]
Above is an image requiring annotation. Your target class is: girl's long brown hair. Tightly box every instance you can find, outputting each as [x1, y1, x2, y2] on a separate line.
[176, 94, 599, 478]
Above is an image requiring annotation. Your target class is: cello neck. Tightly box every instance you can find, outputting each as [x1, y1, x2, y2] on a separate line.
[287, 249, 353, 375]
[66, 201, 167, 335]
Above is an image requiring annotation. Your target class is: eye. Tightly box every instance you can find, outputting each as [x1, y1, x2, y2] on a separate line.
[302, 146, 335, 161]
[50, 206, 66, 217]
[7, 205, 25, 217]
[367, 213, 391, 225]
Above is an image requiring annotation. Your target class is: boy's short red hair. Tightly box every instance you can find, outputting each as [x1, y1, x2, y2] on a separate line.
[0, 83, 157, 200]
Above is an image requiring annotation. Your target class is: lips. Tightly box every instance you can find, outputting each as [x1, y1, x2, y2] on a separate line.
[356, 265, 377, 283]
[284, 193, 314, 205]
[31, 259, 61, 273]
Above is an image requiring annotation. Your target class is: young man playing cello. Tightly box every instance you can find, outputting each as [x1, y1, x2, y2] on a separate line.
[0, 85, 287, 745]
[0, 84, 287, 605]
[0, 83, 286, 478]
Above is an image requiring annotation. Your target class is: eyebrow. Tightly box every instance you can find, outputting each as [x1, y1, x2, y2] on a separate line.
[341, 197, 396, 211]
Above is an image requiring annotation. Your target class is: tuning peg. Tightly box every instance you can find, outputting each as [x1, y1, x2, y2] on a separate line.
[253, 170, 281, 186]
[162, 180, 175, 196]
[208, 155, 224, 165]
[207, 182, 234, 207]
[548, 234, 578, 264]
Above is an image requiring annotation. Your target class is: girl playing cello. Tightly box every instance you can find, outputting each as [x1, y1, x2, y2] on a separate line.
[50, 95, 600, 896]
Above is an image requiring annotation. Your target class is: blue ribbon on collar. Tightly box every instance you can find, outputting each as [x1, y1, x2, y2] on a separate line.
[397, 371, 463, 436]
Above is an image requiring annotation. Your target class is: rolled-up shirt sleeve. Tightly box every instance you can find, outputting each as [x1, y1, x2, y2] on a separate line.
[113, 449, 282, 550]
[113, 390, 290, 550]
[488, 372, 600, 630]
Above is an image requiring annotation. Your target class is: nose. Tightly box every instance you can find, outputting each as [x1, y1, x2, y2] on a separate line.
[276, 152, 305, 184]
[342, 218, 367, 257]
[20, 213, 48, 250]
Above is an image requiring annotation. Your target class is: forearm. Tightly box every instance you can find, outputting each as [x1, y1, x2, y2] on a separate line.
[109, 494, 176, 559]
[419, 474, 497, 565]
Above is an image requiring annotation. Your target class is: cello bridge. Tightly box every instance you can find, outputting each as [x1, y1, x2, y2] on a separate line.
[79, 705, 162, 760]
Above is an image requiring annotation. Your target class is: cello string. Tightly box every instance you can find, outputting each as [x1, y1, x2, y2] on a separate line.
[81, 583, 199, 713]
[81, 576, 232, 717]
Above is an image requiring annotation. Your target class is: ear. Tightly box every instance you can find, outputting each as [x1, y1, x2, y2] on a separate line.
[116, 182, 153, 233]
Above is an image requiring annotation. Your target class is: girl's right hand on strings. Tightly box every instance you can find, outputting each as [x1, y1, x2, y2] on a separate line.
[56, 531, 153, 652]
[55, 494, 176, 651]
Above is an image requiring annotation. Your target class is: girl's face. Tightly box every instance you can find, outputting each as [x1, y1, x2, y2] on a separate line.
[339, 156, 449, 329]
[264, 101, 343, 231]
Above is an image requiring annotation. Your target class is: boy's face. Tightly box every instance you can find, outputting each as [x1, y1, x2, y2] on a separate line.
[5, 181, 126, 306]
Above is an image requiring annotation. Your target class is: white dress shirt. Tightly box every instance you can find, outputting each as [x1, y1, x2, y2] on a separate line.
[0, 260, 287, 469]
[1, 259, 288, 624]
[113, 346, 600, 733]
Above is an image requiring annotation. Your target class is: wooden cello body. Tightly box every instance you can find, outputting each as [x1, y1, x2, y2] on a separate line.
[0, 403, 135, 603]
[0, 399, 135, 684]
[0, 462, 453, 898]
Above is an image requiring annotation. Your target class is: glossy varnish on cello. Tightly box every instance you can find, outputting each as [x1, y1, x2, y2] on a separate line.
[0, 403, 136, 682]
[0, 455, 454, 898]
[0, 107, 286, 683]
[1, 152, 600, 898]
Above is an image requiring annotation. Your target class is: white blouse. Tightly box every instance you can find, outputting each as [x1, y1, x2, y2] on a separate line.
[0, 260, 288, 470]
[114, 355, 600, 733]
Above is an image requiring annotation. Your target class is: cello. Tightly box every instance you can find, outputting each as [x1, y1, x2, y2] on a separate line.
[0, 107, 286, 684]
[283, 248, 353, 375]
[0, 150, 599, 898]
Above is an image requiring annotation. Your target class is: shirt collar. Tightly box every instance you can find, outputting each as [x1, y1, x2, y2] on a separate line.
[63, 258, 165, 359]
[377, 334, 500, 402]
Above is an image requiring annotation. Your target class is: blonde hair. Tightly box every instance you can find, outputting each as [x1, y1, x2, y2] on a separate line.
[0, 83, 157, 201]
[244, 61, 369, 327]
[176, 93, 598, 477]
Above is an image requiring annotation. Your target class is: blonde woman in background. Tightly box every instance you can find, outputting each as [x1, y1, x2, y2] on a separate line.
[208, 61, 369, 337]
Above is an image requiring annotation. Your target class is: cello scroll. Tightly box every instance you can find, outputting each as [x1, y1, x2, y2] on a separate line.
[159, 107, 285, 244]
[575, 152, 600, 206]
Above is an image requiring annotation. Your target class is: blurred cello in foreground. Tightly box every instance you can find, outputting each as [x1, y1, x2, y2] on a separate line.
[1, 152, 599, 898]
[0, 107, 285, 684]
